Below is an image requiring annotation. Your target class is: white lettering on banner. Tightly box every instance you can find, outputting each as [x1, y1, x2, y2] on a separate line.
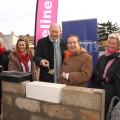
[44, 10, 52, 18]
[40, 20, 51, 23]
[45, 1, 52, 9]
[40, 25, 50, 28]
[42, 30, 49, 37]
[40, 1, 52, 37]
[80, 41, 98, 53]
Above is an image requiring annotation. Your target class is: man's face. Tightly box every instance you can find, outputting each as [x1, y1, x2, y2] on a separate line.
[67, 36, 80, 52]
[49, 25, 61, 40]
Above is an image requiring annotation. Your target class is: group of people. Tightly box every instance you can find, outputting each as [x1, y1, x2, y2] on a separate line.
[0, 23, 120, 119]
[34, 23, 92, 86]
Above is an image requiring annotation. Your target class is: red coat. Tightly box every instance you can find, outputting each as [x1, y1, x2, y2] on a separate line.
[58, 48, 92, 87]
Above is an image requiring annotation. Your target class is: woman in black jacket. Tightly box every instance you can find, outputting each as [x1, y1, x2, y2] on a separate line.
[0, 39, 11, 71]
[0, 38, 11, 115]
[92, 33, 120, 118]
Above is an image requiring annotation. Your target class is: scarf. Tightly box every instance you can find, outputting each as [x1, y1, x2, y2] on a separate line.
[0, 46, 6, 56]
[105, 49, 119, 56]
[18, 50, 30, 72]
[103, 49, 119, 83]
[65, 50, 72, 61]
[65, 47, 81, 61]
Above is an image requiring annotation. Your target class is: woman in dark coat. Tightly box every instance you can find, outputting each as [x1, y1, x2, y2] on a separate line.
[91, 33, 120, 118]
[0, 38, 11, 115]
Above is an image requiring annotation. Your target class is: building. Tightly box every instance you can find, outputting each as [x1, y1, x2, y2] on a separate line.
[0, 32, 18, 51]
[0, 32, 35, 50]
[19, 34, 34, 49]
[0, 32, 3, 37]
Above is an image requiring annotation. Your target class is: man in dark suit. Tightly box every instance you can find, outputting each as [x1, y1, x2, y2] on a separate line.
[34, 23, 66, 83]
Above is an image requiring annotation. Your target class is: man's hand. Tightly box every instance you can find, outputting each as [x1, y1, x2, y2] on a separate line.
[40, 59, 49, 67]
[60, 72, 67, 78]
[60, 72, 69, 80]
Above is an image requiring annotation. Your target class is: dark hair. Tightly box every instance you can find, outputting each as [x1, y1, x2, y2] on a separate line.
[66, 34, 80, 44]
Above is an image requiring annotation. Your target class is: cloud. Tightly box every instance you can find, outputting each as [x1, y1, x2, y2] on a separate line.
[58, 0, 120, 26]
[0, 0, 37, 35]
[0, 0, 120, 36]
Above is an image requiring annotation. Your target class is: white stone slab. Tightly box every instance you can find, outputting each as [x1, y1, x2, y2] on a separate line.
[26, 81, 66, 103]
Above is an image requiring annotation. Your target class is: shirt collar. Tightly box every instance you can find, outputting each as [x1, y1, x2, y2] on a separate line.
[49, 35, 58, 42]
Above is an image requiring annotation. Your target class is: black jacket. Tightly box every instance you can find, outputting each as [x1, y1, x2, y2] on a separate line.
[34, 36, 66, 83]
[91, 52, 120, 115]
[0, 49, 11, 113]
[0, 50, 11, 71]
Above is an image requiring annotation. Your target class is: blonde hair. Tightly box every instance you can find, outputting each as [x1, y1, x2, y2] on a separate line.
[15, 38, 31, 54]
[108, 33, 120, 49]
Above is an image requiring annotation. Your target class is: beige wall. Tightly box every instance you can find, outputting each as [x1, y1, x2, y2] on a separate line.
[1, 34, 18, 51]
[2, 81, 105, 120]
[12, 34, 18, 46]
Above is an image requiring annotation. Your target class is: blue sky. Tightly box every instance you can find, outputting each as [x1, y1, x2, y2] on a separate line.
[0, 0, 120, 36]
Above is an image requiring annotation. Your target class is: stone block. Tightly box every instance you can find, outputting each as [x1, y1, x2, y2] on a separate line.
[26, 81, 66, 103]
[61, 86, 105, 111]
[2, 81, 30, 96]
[3, 104, 30, 120]
[43, 104, 74, 120]
[2, 93, 12, 106]
[79, 109, 100, 120]
[15, 97, 40, 112]
[31, 115, 51, 120]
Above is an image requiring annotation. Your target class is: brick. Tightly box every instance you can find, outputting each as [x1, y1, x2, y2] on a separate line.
[31, 115, 51, 120]
[2, 81, 30, 96]
[2, 93, 12, 106]
[61, 86, 105, 111]
[79, 109, 100, 120]
[26, 81, 66, 103]
[43, 104, 74, 120]
[3, 104, 30, 120]
[15, 97, 40, 112]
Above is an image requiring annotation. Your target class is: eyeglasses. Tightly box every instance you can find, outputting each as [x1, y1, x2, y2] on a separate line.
[67, 41, 78, 45]
[66, 34, 80, 44]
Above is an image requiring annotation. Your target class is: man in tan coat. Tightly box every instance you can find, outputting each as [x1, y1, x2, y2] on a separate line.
[58, 34, 92, 87]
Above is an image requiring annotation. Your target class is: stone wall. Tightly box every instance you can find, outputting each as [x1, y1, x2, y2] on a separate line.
[2, 81, 105, 120]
